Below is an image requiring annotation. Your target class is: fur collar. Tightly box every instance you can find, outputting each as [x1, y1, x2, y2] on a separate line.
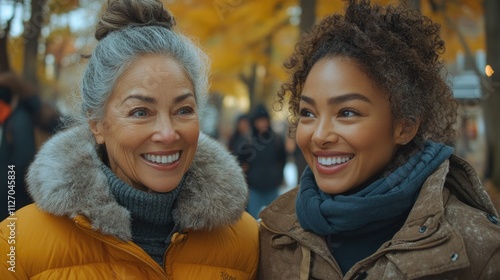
[26, 124, 248, 240]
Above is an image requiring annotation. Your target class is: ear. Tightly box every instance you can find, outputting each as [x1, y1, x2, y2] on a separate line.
[89, 120, 105, 144]
[394, 119, 420, 145]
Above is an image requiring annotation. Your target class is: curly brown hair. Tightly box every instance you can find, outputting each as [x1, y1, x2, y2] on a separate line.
[277, 0, 458, 169]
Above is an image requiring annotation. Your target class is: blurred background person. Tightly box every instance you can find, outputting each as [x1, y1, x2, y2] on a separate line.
[0, 71, 61, 221]
[228, 113, 252, 173]
[245, 103, 287, 219]
[0, 83, 36, 221]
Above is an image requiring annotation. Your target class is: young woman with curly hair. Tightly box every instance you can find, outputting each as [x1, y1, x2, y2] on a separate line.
[258, 0, 500, 279]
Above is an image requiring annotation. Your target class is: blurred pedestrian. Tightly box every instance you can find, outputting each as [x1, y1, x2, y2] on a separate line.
[245, 103, 287, 219]
[0, 0, 258, 279]
[0, 71, 61, 134]
[228, 113, 252, 172]
[0, 76, 36, 221]
[0, 72, 62, 221]
[258, 0, 500, 279]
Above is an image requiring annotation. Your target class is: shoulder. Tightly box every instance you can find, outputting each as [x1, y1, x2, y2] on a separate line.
[260, 187, 298, 218]
[187, 211, 259, 253]
[1, 204, 97, 251]
[444, 191, 500, 276]
[443, 156, 500, 254]
[1, 204, 78, 239]
[0, 205, 100, 276]
[170, 212, 259, 278]
[235, 211, 260, 246]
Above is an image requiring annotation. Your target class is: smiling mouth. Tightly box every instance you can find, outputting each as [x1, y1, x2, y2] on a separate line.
[143, 152, 180, 164]
[317, 156, 352, 166]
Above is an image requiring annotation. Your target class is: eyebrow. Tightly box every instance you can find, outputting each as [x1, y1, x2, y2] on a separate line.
[300, 92, 372, 106]
[173, 92, 195, 103]
[121, 92, 195, 105]
[121, 94, 156, 105]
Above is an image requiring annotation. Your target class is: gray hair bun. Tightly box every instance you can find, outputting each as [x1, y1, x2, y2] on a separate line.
[95, 0, 176, 41]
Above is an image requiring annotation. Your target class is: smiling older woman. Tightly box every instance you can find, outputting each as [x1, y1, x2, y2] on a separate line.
[0, 1, 258, 279]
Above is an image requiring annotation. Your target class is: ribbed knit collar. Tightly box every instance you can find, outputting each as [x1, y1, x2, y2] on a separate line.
[102, 165, 182, 265]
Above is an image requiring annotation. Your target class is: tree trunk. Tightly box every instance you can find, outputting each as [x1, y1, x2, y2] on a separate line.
[22, 0, 47, 85]
[299, 0, 316, 34]
[408, 0, 420, 10]
[483, 0, 500, 187]
[240, 63, 258, 110]
[0, 3, 15, 72]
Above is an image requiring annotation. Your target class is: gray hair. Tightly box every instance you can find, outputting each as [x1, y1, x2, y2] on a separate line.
[79, 25, 210, 123]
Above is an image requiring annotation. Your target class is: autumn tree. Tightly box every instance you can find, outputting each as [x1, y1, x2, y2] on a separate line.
[166, 0, 349, 111]
[483, 0, 500, 187]
[299, 0, 316, 33]
[22, 0, 48, 84]
[0, 1, 15, 72]
[0, 0, 80, 83]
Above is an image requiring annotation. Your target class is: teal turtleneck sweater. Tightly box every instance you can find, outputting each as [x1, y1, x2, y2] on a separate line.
[102, 165, 182, 266]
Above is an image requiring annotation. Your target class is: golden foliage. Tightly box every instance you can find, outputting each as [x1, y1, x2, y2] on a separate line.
[48, 0, 80, 15]
[165, 0, 298, 99]
[162, 0, 484, 102]
[6, 0, 483, 107]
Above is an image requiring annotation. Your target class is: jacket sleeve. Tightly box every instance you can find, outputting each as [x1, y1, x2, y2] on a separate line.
[0, 218, 28, 279]
[479, 246, 500, 280]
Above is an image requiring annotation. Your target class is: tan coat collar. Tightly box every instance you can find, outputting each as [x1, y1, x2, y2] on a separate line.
[261, 155, 498, 278]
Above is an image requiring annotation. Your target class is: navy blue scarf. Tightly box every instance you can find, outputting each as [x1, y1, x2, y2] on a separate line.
[296, 141, 454, 235]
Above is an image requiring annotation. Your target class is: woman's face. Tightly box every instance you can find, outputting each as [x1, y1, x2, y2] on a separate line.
[238, 118, 251, 134]
[91, 54, 199, 193]
[296, 57, 408, 195]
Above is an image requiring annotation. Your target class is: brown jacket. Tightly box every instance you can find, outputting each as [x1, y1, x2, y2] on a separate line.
[258, 155, 500, 280]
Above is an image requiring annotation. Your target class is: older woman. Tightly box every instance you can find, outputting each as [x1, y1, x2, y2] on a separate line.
[0, 0, 258, 279]
[258, 0, 500, 279]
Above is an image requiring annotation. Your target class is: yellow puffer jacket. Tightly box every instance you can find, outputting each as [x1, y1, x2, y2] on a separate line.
[0, 126, 259, 279]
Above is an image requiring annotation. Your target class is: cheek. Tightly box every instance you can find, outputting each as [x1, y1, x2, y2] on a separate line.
[183, 126, 200, 166]
[180, 121, 200, 150]
[101, 122, 139, 153]
[295, 124, 311, 155]
[348, 125, 396, 159]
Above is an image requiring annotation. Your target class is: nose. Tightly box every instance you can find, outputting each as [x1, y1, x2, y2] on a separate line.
[151, 115, 180, 143]
[311, 117, 339, 147]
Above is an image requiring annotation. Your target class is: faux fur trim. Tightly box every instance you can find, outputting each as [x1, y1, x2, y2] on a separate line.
[26, 124, 248, 240]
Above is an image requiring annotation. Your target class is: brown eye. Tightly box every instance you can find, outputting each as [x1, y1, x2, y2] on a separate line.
[299, 108, 315, 118]
[338, 109, 358, 118]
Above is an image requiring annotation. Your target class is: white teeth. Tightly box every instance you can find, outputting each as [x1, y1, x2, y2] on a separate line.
[318, 156, 352, 166]
[144, 152, 180, 164]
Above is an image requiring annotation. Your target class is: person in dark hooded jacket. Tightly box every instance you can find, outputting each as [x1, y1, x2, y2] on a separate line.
[228, 113, 252, 172]
[245, 104, 287, 219]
